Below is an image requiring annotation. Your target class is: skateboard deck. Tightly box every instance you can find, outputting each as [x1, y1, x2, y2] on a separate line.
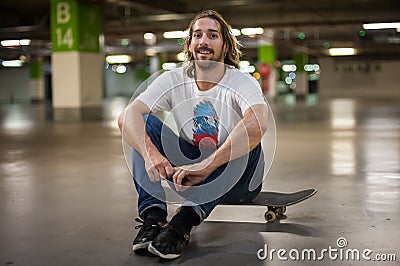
[252, 188, 317, 222]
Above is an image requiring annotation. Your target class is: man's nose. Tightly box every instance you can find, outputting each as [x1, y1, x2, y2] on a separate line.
[199, 33, 209, 46]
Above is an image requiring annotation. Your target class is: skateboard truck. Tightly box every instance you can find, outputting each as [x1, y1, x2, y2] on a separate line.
[253, 188, 317, 222]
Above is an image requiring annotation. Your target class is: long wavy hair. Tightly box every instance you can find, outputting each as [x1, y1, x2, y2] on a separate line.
[183, 10, 242, 77]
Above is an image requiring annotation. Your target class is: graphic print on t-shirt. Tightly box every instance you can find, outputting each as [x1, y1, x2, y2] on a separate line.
[192, 100, 219, 148]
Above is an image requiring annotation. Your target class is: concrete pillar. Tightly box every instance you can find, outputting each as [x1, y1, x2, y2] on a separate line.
[149, 55, 160, 75]
[50, 0, 103, 121]
[29, 57, 44, 102]
[257, 29, 277, 99]
[294, 52, 308, 99]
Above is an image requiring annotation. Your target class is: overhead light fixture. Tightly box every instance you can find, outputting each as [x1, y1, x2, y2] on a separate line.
[1, 40, 20, 46]
[116, 64, 127, 74]
[304, 64, 320, 72]
[1, 39, 31, 47]
[282, 64, 297, 72]
[106, 55, 132, 64]
[143, 32, 156, 45]
[241, 27, 264, 36]
[163, 30, 188, 39]
[145, 48, 157, 57]
[144, 32, 155, 40]
[362, 22, 400, 30]
[162, 62, 177, 71]
[239, 65, 256, 73]
[230, 29, 241, 36]
[328, 48, 356, 56]
[2, 60, 24, 67]
[19, 39, 31, 46]
[177, 52, 185, 61]
[239, 61, 255, 73]
[239, 60, 250, 68]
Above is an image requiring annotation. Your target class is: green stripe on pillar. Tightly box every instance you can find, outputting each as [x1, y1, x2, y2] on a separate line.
[29, 60, 43, 79]
[51, 0, 78, 52]
[294, 52, 308, 72]
[78, 3, 101, 53]
[51, 0, 101, 53]
[258, 45, 275, 64]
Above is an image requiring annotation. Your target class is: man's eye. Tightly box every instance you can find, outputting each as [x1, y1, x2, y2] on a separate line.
[209, 33, 218, 39]
[193, 33, 201, 38]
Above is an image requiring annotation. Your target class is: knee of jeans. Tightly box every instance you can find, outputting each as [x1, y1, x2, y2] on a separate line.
[143, 114, 160, 124]
[143, 114, 163, 136]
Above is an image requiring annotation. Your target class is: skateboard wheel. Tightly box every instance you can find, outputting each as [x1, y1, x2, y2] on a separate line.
[276, 206, 286, 215]
[264, 210, 276, 222]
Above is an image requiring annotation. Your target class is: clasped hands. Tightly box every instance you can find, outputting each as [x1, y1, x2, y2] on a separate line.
[144, 151, 214, 192]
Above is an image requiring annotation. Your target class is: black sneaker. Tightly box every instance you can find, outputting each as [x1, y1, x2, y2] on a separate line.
[147, 225, 190, 259]
[132, 218, 163, 252]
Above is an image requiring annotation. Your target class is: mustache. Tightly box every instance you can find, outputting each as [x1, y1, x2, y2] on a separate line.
[195, 48, 214, 53]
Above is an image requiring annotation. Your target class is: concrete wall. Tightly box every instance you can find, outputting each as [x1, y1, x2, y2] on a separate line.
[3, 58, 398, 104]
[0, 63, 143, 104]
[104, 66, 144, 98]
[319, 57, 400, 99]
[0, 66, 30, 103]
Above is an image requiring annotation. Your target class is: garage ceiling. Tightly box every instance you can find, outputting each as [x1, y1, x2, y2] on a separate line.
[0, 0, 399, 62]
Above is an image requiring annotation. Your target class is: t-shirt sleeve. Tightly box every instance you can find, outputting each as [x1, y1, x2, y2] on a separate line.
[136, 71, 174, 112]
[235, 73, 267, 115]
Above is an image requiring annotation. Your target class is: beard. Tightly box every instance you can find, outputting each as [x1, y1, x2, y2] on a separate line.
[193, 48, 225, 71]
[195, 59, 219, 71]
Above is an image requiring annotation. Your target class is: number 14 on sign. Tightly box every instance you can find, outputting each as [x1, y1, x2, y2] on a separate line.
[55, 27, 74, 49]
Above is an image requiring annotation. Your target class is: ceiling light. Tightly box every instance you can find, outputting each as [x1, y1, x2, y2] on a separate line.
[328, 48, 356, 56]
[1, 39, 31, 47]
[304, 64, 320, 72]
[241, 27, 264, 36]
[304, 64, 314, 72]
[163, 31, 188, 39]
[177, 52, 185, 61]
[145, 48, 157, 57]
[116, 64, 127, 74]
[144, 33, 155, 40]
[19, 39, 31, 46]
[239, 61, 250, 67]
[143, 32, 156, 45]
[2, 60, 23, 67]
[239, 61, 255, 73]
[162, 62, 177, 70]
[106, 55, 132, 64]
[362, 22, 400, 30]
[230, 29, 241, 36]
[239, 65, 256, 73]
[1, 40, 21, 47]
[282, 64, 297, 72]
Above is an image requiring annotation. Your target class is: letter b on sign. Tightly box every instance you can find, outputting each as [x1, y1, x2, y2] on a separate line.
[57, 2, 70, 24]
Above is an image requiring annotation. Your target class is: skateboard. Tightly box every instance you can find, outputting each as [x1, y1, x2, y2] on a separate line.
[252, 188, 317, 222]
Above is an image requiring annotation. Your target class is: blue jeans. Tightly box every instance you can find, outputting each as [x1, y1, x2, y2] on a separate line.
[131, 114, 264, 223]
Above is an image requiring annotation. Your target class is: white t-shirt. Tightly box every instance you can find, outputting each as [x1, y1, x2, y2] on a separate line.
[137, 65, 266, 147]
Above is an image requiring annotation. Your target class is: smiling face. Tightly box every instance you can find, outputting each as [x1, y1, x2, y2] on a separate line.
[188, 17, 227, 67]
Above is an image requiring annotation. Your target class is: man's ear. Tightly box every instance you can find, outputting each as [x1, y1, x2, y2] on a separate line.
[188, 41, 194, 54]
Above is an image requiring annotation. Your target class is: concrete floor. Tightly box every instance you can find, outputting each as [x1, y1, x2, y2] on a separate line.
[1, 95, 399, 265]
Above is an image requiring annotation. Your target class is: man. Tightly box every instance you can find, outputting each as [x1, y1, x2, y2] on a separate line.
[118, 10, 269, 259]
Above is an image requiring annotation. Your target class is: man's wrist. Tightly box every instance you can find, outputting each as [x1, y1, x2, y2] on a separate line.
[202, 154, 220, 173]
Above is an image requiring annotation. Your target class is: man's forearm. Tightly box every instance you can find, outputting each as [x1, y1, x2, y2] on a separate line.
[120, 102, 157, 160]
[120, 101, 174, 181]
[206, 105, 268, 171]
